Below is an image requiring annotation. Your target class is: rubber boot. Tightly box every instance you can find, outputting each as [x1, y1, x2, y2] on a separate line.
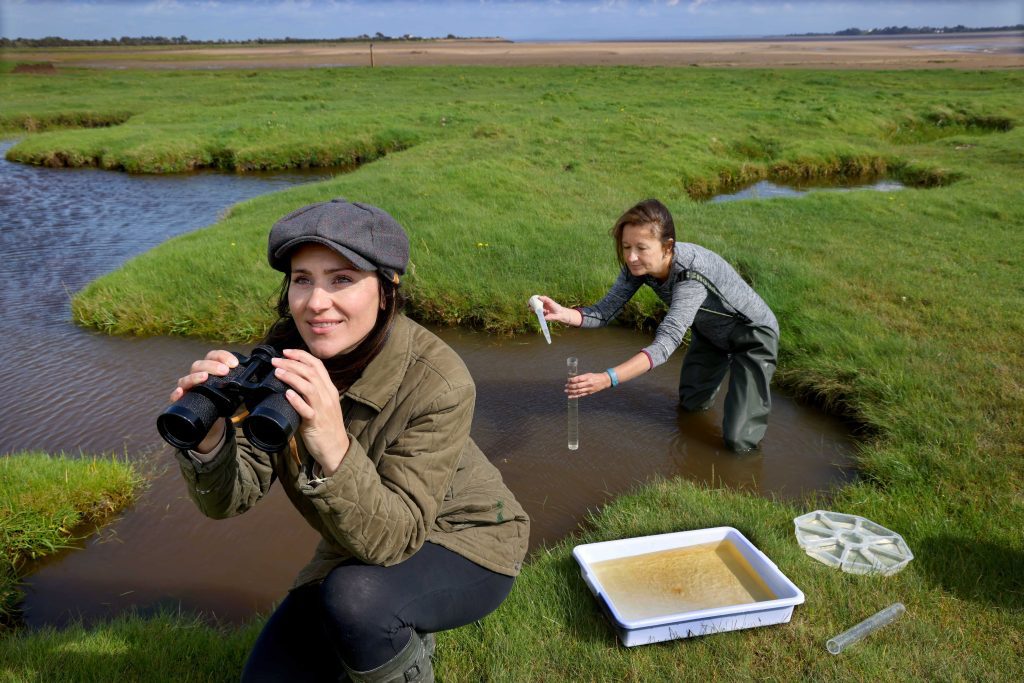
[344, 631, 434, 683]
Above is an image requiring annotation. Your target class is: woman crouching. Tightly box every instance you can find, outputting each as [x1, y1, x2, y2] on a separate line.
[168, 198, 529, 682]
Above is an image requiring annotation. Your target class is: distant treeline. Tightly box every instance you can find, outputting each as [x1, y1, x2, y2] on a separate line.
[0, 33, 492, 48]
[802, 24, 1023, 37]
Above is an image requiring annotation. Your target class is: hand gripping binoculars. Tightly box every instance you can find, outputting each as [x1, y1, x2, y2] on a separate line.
[157, 345, 300, 453]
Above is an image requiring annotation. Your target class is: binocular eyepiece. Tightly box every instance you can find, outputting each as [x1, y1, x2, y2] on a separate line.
[157, 345, 300, 453]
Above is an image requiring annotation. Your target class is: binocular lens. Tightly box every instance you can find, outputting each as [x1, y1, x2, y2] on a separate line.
[243, 390, 299, 452]
[157, 400, 217, 450]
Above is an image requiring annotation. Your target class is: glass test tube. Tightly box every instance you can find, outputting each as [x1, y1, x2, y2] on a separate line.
[827, 602, 905, 655]
[567, 357, 579, 451]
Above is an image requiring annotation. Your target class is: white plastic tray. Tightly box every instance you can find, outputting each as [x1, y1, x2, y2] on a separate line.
[573, 527, 805, 647]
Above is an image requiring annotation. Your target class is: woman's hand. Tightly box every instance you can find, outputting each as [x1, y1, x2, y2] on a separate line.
[536, 295, 583, 327]
[565, 371, 613, 399]
[169, 349, 238, 402]
[169, 350, 238, 454]
[272, 348, 350, 476]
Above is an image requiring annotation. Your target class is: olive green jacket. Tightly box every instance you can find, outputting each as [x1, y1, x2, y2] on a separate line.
[175, 315, 529, 588]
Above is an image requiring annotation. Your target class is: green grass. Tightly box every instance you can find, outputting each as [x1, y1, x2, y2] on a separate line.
[0, 63, 1022, 680]
[0, 452, 142, 626]
[0, 610, 259, 683]
[442, 481, 1022, 680]
[2, 66, 1016, 339]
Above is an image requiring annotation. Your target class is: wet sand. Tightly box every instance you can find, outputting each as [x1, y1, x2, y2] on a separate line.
[9, 32, 1023, 70]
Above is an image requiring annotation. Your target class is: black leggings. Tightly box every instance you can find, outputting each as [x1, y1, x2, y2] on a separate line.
[241, 541, 515, 681]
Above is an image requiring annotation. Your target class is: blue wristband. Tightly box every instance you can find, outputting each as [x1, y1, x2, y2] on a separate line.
[606, 368, 619, 387]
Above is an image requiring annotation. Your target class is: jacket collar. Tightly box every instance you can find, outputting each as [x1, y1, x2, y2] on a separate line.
[343, 314, 413, 412]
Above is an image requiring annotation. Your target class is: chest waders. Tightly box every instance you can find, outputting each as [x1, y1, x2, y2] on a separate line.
[675, 269, 778, 452]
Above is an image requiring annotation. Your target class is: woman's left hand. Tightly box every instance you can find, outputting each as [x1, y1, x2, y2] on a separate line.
[566, 372, 613, 399]
[272, 349, 350, 476]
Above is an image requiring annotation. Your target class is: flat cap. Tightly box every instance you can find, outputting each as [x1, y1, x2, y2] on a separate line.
[268, 198, 409, 284]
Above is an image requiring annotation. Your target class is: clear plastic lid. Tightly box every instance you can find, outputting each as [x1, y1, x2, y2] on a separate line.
[793, 510, 913, 576]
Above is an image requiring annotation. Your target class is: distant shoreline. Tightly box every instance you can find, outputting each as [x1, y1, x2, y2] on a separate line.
[4, 24, 1022, 47]
[5, 32, 1022, 70]
[514, 30, 1024, 44]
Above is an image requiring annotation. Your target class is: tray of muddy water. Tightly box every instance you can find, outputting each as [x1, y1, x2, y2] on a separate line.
[573, 527, 804, 647]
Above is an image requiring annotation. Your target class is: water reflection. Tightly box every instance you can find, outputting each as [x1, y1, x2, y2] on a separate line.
[0, 140, 856, 629]
[710, 179, 903, 203]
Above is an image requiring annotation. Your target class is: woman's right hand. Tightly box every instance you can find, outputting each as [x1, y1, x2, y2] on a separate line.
[169, 350, 239, 455]
[536, 295, 582, 327]
[169, 350, 239, 403]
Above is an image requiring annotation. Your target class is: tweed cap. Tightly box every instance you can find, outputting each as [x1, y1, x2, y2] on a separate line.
[268, 198, 409, 284]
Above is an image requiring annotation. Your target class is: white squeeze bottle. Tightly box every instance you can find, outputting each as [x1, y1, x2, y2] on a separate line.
[528, 295, 552, 344]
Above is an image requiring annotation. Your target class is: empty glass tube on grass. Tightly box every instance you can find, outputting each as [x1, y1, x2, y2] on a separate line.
[827, 603, 905, 654]
[567, 357, 579, 450]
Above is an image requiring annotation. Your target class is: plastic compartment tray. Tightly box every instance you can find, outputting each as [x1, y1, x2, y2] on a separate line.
[793, 510, 913, 576]
[573, 527, 805, 647]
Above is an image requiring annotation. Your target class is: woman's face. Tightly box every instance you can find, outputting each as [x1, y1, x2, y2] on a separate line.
[288, 243, 381, 359]
[621, 223, 672, 278]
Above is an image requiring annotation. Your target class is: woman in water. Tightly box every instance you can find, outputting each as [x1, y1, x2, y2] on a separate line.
[537, 198, 778, 452]
[168, 198, 529, 682]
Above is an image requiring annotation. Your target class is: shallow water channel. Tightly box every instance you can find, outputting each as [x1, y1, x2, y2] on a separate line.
[0, 141, 857, 628]
[710, 178, 903, 203]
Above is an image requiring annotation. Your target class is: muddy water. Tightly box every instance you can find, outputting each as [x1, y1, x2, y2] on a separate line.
[0, 141, 856, 629]
[589, 541, 775, 620]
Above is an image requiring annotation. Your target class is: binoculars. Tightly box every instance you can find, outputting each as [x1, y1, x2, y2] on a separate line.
[157, 345, 300, 453]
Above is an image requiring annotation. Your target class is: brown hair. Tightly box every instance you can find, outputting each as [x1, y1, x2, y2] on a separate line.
[610, 198, 676, 267]
[262, 271, 406, 392]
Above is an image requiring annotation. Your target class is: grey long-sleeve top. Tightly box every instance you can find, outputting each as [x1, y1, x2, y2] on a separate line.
[578, 242, 778, 368]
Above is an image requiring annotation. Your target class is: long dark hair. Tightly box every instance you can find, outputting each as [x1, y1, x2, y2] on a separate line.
[610, 198, 676, 268]
[263, 271, 406, 392]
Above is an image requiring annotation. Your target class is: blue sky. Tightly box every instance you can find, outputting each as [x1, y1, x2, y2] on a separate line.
[3, 1, 1022, 42]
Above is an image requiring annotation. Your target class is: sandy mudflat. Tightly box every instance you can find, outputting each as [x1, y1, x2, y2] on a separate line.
[8, 33, 1023, 70]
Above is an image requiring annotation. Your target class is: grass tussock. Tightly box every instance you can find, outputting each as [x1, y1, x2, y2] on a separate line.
[684, 153, 896, 201]
[887, 105, 1015, 144]
[2, 111, 133, 134]
[0, 452, 142, 627]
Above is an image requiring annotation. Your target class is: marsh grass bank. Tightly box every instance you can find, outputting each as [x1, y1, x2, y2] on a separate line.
[2, 66, 1016, 337]
[0, 453, 141, 627]
[1, 65, 1022, 680]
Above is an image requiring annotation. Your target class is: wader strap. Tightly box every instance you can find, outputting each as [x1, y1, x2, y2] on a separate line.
[679, 268, 753, 324]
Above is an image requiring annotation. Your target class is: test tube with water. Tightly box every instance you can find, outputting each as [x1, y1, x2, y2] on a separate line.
[827, 603, 905, 655]
[567, 357, 579, 450]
